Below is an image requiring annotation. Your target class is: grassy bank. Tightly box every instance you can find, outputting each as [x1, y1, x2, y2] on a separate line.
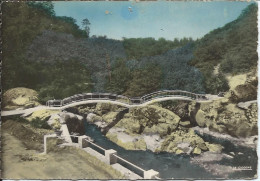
[2, 119, 124, 179]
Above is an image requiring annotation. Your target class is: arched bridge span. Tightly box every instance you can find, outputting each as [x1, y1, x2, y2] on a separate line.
[46, 90, 208, 108]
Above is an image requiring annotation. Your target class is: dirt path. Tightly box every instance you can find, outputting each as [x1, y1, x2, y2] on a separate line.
[2, 128, 123, 179]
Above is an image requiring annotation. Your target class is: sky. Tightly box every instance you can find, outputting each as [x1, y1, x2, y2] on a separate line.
[53, 1, 253, 40]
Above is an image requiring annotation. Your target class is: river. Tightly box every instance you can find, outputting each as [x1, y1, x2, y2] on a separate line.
[84, 121, 257, 179]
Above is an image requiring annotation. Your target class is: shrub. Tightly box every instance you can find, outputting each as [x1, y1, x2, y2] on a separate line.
[30, 116, 51, 129]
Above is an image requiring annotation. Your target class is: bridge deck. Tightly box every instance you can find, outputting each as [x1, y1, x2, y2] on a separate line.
[1, 95, 218, 117]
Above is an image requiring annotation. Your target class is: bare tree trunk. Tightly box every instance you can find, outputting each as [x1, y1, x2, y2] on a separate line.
[106, 53, 112, 82]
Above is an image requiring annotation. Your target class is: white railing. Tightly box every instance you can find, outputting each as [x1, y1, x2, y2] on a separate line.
[114, 154, 146, 177]
[46, 90, 207, 107]
[69, 135, 160, 179]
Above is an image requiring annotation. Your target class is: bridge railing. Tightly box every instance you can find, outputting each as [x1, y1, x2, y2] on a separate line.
[141, 90, 197, 102]
[70, 135, 106, 155]
[46, 90, 207, 107]
[114, 154, 146, 178]
[88, 141, 106, 155]
[68, 135, 160, 179]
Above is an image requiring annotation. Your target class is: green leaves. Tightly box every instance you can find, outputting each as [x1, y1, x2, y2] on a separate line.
[82, 18, 91, 37]
[125, 64, 162, 97]
[2, 3, 89, 92]
[190, 4, 257, 94]
[106, 59, 132, 94]
[123, 37, 194, 60]
[203, 71, 229, 94]
[30, 117, 51, 129]
[36, 60, 93, 103]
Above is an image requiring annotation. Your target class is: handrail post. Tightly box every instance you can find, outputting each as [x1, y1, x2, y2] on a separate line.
[78, 135, 90, 148]
[105, 149, 117, 165]
[144, 169, 160, 179]
[43, 134, 57, 154]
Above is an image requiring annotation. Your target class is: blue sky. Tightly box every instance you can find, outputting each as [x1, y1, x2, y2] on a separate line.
[53, 1, 252, 40]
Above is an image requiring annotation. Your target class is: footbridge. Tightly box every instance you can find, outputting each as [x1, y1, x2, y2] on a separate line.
[2, 90, 222, 117]
[46, 90, 210, 108]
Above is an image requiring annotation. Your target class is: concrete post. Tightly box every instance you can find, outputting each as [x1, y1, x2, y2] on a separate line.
[105, 149, 117, 165]
[43, 134, 57, 154]
[60, 124, 72, 143]
[78, 135, 89, 148]
[143, 169, 159, 179]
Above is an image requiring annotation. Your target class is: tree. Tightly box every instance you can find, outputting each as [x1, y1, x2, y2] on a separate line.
[82, 18, 91, 37]
[106, 59, 131, 94]
[125, 64, 162, 97]
[27, 2, 55, 16]
[203, 71, 229, 94]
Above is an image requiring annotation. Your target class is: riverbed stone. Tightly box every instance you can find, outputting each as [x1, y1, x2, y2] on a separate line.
[179, 120, 191, 127]
[193, 147, 201, 155]
[205, 142, 223, 153]
[106, 132, 147, 151]
[197, 142, 208, 151]
[195, 110, 206, 127]
[175, 149, 184, 154]
[158, 129, 207, 155]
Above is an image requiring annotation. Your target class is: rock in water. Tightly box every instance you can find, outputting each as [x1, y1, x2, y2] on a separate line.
[193, 147, 202, 155]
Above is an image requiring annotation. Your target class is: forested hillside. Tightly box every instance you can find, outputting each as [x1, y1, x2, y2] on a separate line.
[2, 2, 258, 102]
[107, 43, 205, 96]
[123, 37, 195, 59]
[27, 30, 126, 92]
[2, 2, 91, 100]
[190, 3, 258, 93]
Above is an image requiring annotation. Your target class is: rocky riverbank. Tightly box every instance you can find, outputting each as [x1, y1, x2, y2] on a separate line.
[77, 103, 224, 155]
[76, 82, 257, 156]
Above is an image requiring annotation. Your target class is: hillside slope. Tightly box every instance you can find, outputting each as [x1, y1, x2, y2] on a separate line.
[27, 30, 126, 92]
[2, 2, 86, 91]
[190, 3, 258, 93]
[2, 2, 257, 101]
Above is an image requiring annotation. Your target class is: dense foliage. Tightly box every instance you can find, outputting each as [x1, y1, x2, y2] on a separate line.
[136, 43, 205, 93]
[106, 59, 132, 94]
[37, 60, 92, 103]
[30, 117, 52, 129]
[125, 64, 162, 97]
[106, 44, 205, 96]
[123, 37, 195, 59]
[2, 2, 91, 101]
[2, 2, 257, 100]
[190, 3, 257, 93]
[2, 115, 51, 129]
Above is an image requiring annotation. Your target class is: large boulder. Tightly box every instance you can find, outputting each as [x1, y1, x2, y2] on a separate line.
[226, 71, 257, 103]
[159, 100, 190, 119]
[158, 129, 206, 155]
[194, 99, 257, 138]
[195, 110, 206, 127]
[3, 87, 40, 110]
[116, 105, 180, 137]
[205, 142, 223, 153]
[106, 133, 147, 150]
